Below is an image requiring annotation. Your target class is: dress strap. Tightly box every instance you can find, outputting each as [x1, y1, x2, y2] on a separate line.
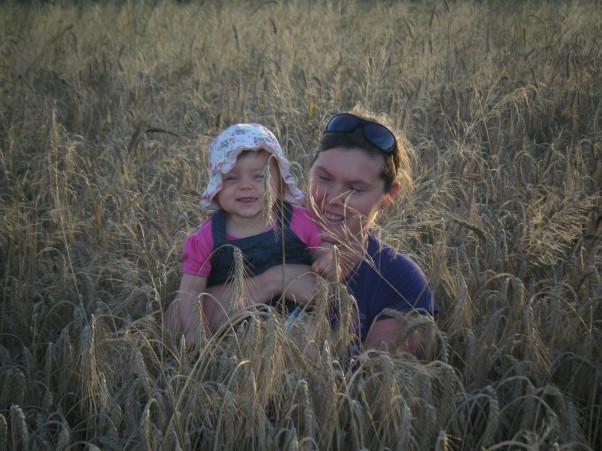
[274, 201, 293, 228]
[210, 209, 227, 244]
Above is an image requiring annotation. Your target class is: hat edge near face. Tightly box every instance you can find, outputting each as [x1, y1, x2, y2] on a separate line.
[200, 143, 304, 211]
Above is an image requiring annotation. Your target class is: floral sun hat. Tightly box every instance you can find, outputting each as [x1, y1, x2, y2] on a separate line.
[199, 123, 305, 210]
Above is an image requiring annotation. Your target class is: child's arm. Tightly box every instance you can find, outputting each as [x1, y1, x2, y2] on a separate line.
[164, 273, 209, 347]
[204, 264, 318, 331]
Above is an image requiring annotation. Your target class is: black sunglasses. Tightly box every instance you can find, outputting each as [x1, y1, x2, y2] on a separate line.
[323, 113, 397, 154]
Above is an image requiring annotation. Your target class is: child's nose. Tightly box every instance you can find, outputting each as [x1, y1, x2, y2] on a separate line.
[239, 176, 257, 190]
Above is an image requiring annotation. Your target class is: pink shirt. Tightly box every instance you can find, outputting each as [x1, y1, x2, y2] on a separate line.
[182, 206, 322, 277]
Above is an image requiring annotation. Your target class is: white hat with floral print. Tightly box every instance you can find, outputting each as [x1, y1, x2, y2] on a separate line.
[200, 123, 304, 210]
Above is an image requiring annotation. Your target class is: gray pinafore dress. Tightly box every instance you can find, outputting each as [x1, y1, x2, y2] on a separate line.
[206, 202, 311, 313]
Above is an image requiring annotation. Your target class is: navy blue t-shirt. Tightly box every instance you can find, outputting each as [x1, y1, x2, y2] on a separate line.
[343, 233, 438, 342]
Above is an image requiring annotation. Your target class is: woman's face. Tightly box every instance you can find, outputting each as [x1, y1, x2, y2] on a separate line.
[309, 147, 399, 247]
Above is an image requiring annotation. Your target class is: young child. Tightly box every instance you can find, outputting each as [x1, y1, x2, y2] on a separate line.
[164, 123, 331, 345]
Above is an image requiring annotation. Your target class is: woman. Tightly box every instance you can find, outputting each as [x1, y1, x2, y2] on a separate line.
[169, 108, 438, 356]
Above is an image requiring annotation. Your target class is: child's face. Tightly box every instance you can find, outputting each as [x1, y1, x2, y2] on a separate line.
[216, 150, 281, 221]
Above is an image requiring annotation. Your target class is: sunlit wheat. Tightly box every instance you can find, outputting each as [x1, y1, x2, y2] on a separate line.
[0, 0, 599, 449]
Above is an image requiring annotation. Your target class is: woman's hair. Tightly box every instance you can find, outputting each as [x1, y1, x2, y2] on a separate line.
[313, 105, 413, 194]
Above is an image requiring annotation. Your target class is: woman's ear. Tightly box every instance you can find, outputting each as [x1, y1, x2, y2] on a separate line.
[380, 182, 400, 209]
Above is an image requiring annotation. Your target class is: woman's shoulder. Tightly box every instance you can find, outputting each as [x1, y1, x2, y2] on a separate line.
[363, 234, 435, 312]
[366, 234, 426, 275]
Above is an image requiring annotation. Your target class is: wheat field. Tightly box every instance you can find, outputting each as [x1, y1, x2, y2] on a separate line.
[0, 0, 600, 449]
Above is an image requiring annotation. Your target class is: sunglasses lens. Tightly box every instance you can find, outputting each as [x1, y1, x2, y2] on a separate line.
[324, 113, 396, 153]
[363, 123, 396, 152]
[324, 113, 361, 133]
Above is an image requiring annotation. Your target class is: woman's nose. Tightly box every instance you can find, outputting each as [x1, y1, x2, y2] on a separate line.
[325, 186, 349, 205]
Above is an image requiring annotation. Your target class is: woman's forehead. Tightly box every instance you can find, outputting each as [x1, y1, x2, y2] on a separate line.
[312, 147, 384, 179]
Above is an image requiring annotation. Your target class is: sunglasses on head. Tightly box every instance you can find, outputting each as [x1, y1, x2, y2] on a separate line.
[323, 113, 397, 154]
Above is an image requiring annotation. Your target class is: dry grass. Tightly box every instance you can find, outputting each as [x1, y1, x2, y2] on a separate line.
[0, 0, 601, 449]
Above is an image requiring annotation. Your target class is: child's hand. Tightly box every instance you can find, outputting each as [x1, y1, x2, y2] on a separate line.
[312, 253, 334, 279]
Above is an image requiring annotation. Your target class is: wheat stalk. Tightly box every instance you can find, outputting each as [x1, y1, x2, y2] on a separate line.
[79, 315, 99, 414]
[9, 404, 29, 450]
[1, 367, 26, 409]
[55, 413, 71, 451]
[0, 413, 7, 451]
[140, 398, 159, 450]
[229, 246, 246, 314]
[434, 430, 450, 451]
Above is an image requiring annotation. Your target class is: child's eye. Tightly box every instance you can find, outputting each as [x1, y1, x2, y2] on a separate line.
[254, 173, 265, 180]
[224, 176, 238, 182]
[349, 186, 362, 193]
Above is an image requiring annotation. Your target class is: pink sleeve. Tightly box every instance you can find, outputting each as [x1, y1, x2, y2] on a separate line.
[181, 218, 214, 277]
[289, 206, 322, 248]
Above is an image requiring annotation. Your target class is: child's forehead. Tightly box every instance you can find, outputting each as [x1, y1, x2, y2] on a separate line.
[237, 148, 268, 159]
[229, 150, 280, 175]
[236, 149, 278, 165]
[230, 149, 272, 167]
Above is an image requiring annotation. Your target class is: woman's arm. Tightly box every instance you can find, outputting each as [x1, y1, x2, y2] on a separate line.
[203, 264, 318, 332]
[364, 312, 431, 358]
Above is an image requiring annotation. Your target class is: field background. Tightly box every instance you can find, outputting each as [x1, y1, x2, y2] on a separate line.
[1, 0, 601, 449]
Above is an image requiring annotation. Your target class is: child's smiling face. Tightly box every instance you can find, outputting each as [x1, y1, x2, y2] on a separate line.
[216, 150, 281, 225]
